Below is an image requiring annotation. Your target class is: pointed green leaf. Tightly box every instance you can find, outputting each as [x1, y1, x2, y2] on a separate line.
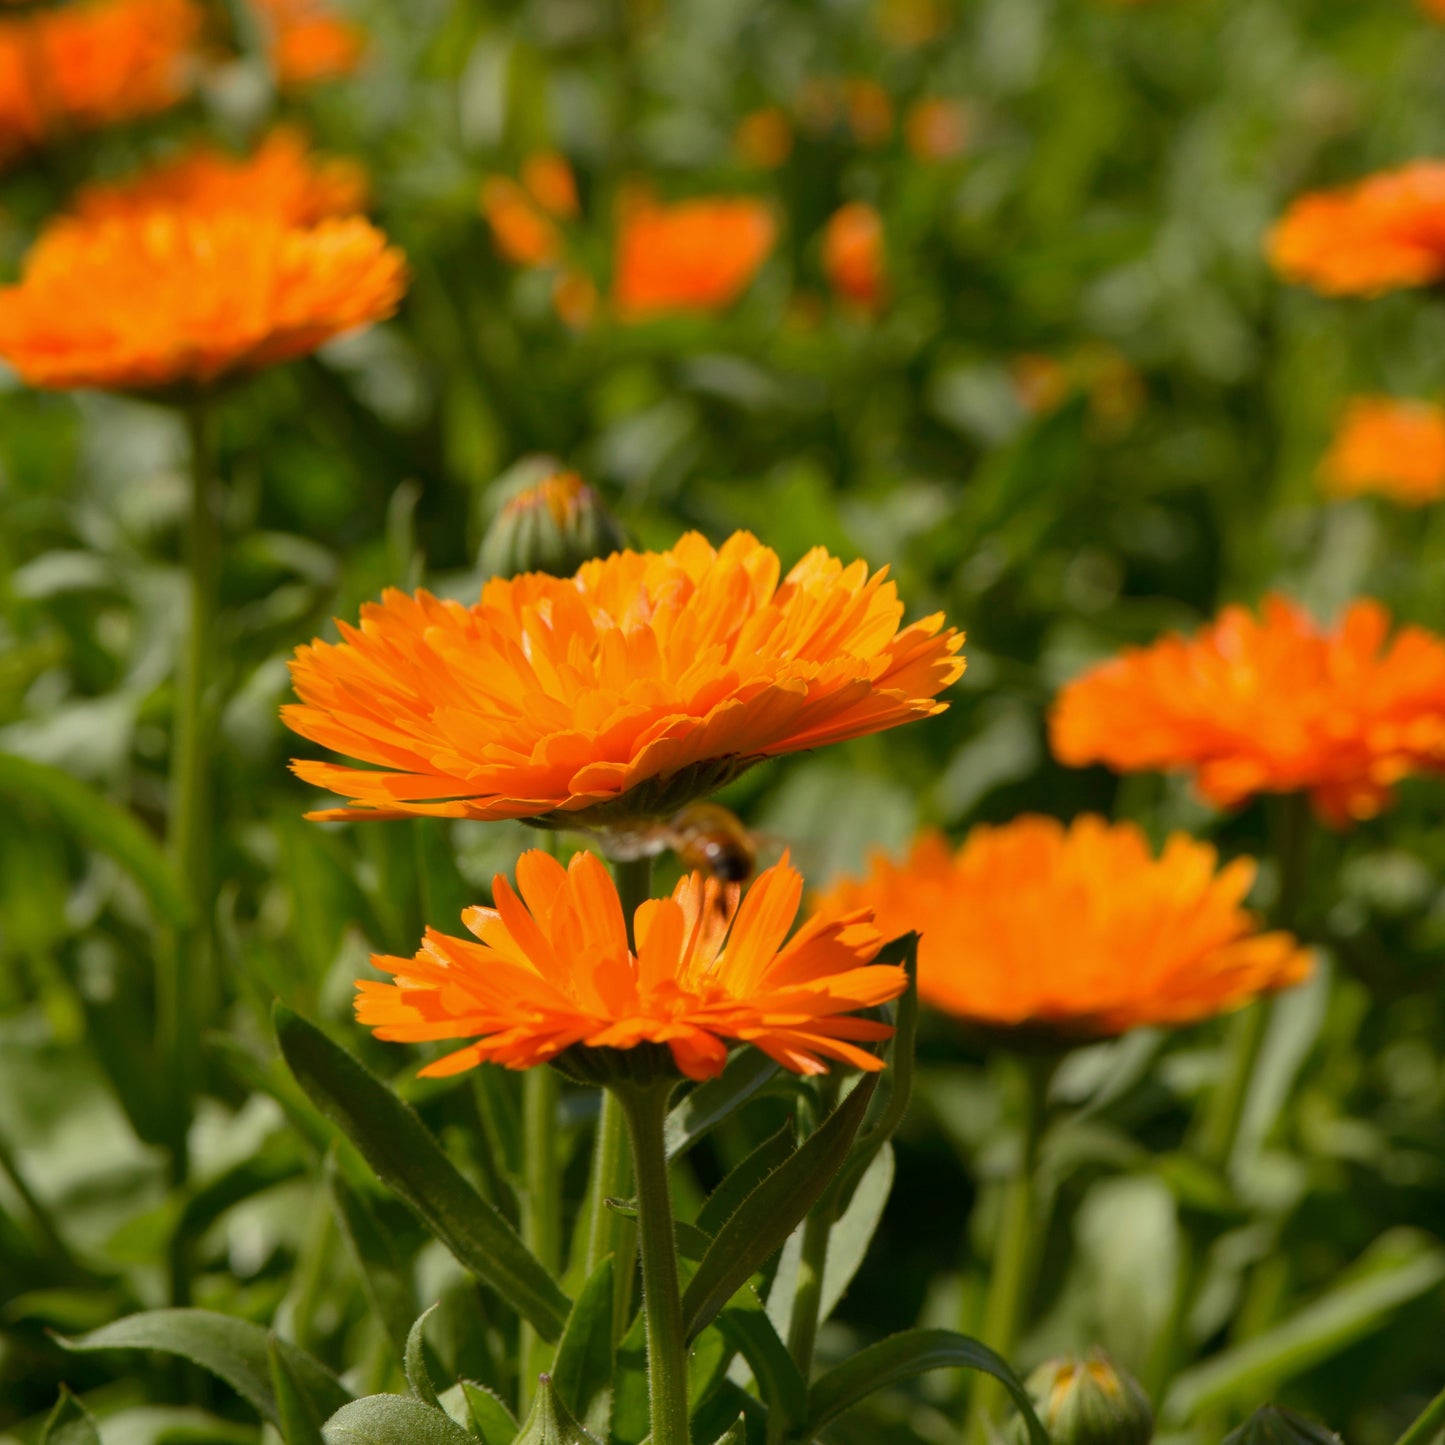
[695, 1124, 795, 1240]
[513, 1374, 604, 1445]
[551, 1259, 615, 1438]
[41, 1387, 100, 1445]
[666, 1051, 780, 1159]
[1162, 1232, 1445, 1424]
[406, 1304, 442, 1408]
[690, 1383, 765, 1445]
[0, 751, 190, 927]
[59, 1308, 350, 1428]
[326, 1152, 416, 1358]
[681, 1073, 878, 1341]
[322, 1395, 478, 1444]
[461, 1382, 519, 1445]
[270, 1333, 327, 1445]
[705, 1414, 747, 1445]
[802, 1328, 1048, 1445]
[715, 1293, 807, 1427]
[274, 1005, 570, 1341]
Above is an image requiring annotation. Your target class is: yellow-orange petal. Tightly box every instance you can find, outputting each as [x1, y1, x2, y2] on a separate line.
[1320, 397, 1445, 505]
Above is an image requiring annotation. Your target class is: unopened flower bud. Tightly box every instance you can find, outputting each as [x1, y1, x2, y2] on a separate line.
[1014, 1352, 1153, 1445]
[1222, 1406, 1343, 1445]
[479, 462, 626, 579]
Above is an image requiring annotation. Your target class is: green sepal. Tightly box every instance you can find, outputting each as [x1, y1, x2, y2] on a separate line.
[406, 1304, 442, 1408]
[321, 1395, 478, 1444]
[461, 1382, 520, 1445]
[513, 1374, 605, 1445]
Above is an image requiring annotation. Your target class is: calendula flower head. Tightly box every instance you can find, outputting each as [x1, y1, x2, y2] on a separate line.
[823, 201, 888, 311]
[357, 849, 906, 1081]
[1050, 596, 1445, 823]
[905, 97, 970, 161]
[1320, 397, 1445, 505]
[482, 175, 563, 267]
[0, 210, 407, 392]
[1014, 1352, 1154, 1445]
[1268, 161, 1445, 296]
[284, 530, 963, 826]
[0, 0, 200, 165]
[249, 0, 365, 88]
[613, 193, 776, 318]
[70, 127, 369, 226]
[819, 817, 1312, 1039]
[520, 151, 579, 219]
[478, 465, 627, 580]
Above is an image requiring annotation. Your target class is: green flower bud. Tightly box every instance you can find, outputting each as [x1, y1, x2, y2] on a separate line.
[1222, 1406, 1343, 1445]
[1015, 1352, 1153, 1445]
[479, 459, 627, 579]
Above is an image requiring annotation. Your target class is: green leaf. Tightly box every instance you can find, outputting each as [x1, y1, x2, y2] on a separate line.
[802, 1329, 1049, 1445]
[704, 1414, 747, 1445]
[461, 1382, 519, 1445]
[768, 1142, 894, 1341]
[274, 1005, 571, 1341]
[513, 1374, 603, 1445]
[681, 1073, 878, 1341]
[714, 1293, 807, 1427]
[406, 1304, 442, 1409]
[59, 1308, 351, 1429]
[270, 1333, 327, 1445]
[695, 1124, 794, 1240]
[665, 1051, 779, 1159]
[41, 1387, 100, 1445]
[551, 1258, 615, 1439]
[1162, 1232, 1445, 1424]
[0, 751, 189, 927]
[326, 1152, 416, 1358]
[322, 1395, 479, 1444]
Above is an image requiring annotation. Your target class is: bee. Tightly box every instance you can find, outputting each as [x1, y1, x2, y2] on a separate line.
[598, 802, 761, 885]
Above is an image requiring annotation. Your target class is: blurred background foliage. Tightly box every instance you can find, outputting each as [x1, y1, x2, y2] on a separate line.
[6, 0, 1445, 1441]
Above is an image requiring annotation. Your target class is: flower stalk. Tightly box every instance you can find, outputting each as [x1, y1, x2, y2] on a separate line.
[614, 1075, 689, 1445]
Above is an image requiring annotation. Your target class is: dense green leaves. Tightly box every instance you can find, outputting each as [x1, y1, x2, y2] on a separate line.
[803, 1329, 1049, 1445]
[682, 1073, 879, 1340]
[59, 1309, 350, 1428]
[274, 1005, 570, 1340]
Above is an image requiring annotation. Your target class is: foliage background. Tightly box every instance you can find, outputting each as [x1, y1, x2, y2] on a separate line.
[5, 0, 1445, 1441]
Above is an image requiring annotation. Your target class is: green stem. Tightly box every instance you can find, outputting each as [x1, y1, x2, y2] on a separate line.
[786, 1075, 841, 1381]
[159, 398, 221, 1306]
[615, 1077, 688, 1445]
[1149, 792, 1315, 1399]
[580, 856, 652, 1333]
[962, 1056, 1052, 1445]
[1396, 1383, 1445, 1445]
[518, 1065, 561, 1405]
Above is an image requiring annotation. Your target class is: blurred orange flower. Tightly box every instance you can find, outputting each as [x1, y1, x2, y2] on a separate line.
[71, 128, 369, 225]
[735, 105, 794, 169]
[1320, 397, 1445, 505]
[0, 211, 407, 391]
[905, 97, 970, 161]
[250, 0, 365, 88]
[0, 0, 200, 163]
[358, 850, 905, 1080]
[844, 78, 894, 146]
[1050, 596, 1445, 823]
[614, 195, 775, 318]
[521, 150, 579, 219]
[553, 268, 599, 329]
[482, 175, 563, 267]
[824, 201, 887, 310]
[1268, 161, 1445, 296]
[819, 817, 1311, 1037]
[284, 531, 963, 824]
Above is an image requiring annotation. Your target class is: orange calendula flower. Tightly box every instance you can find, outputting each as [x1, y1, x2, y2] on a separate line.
[819, 817, 1312, 1038]
[905, 97, 970, 161]
[358, 849, 906, 1080]
[521, 151, 580, 219]
[1050, 595, 1445, 823]
[823, 201, 887, 310]
[0, 0, 200, 164]
[613, 195, 775, 318]
[1320, 397, 1445, 506]
[284, 530, 964, 825]
[481, 175, 562, 267]
[250, 0, 365, 88]
[70, 127, 369, 225]
[0, 211, 407, 391]
[1268, 161, 1445, 296]
[735, 106, 794, 169]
